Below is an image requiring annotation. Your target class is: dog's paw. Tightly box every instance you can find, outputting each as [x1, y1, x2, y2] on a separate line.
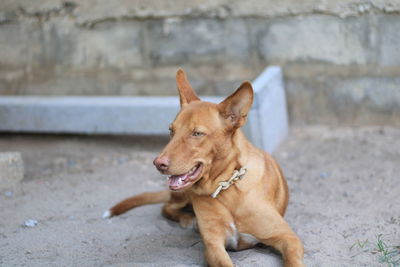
[102, 209, 112, 219]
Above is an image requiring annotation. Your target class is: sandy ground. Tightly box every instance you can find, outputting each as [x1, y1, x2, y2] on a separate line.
[0, 126, 399, 267]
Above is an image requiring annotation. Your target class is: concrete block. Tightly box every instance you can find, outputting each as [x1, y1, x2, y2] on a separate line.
[0, 152, 24, 190]
[285, 76, 400, 125]
[326, 76, 400, 125]
[222, 20, 251, 62]
[0, 18, 76, 68]
[72, 21, 144, 68]
[378, 15, 400, 66]
[146, 19, 250, 65]
[147, 19, 225, 65]
[258, 15, 369, 65]
[0, 66, 288, 153]
[0, 19, 143, 69]
[0, 22, 30, 66]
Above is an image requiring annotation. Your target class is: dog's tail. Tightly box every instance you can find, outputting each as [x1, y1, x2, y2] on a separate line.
[102, 190, 171, 219]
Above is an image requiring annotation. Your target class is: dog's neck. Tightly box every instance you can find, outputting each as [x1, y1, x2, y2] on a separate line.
[190, 129, 250, 197]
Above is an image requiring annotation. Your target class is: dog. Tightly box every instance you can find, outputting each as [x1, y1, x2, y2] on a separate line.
[103, 69, 304, 267]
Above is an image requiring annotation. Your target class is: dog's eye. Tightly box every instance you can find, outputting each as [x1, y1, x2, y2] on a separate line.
[169, 128, 174, 136]
[192, 131, 204, 137]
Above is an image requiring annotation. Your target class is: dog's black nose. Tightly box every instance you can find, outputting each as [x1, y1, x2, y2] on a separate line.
[153, 156, 170, 172]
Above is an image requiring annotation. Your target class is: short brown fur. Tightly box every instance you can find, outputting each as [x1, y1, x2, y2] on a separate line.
[107, 69, 304, 267]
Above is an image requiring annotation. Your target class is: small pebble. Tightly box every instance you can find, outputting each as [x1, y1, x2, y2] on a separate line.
[23, 219, 38, 228]
[319, 172, 329, 179]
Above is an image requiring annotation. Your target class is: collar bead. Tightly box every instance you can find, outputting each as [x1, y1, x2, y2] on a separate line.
[211, 167, 246, 198]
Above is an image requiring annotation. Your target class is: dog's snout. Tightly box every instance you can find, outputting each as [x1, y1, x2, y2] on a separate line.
[153, 156, 170, 172]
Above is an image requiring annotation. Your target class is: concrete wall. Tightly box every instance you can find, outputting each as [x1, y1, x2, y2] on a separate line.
[1, 0, 400, 125]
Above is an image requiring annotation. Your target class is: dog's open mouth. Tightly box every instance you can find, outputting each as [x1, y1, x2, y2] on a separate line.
[168, 163, 203, 191]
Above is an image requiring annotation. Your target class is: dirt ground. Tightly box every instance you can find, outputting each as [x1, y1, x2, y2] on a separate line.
[0, 126, 399, 267]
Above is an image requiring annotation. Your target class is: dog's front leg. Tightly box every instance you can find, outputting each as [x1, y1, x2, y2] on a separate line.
[192, 197, 234, 267]
[241, 206, 304, 267]
[203, 237, 232, 267]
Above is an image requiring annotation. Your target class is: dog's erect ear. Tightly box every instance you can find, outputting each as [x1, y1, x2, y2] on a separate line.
[218, 81, 254, 129]
[176, 69, 200, 106]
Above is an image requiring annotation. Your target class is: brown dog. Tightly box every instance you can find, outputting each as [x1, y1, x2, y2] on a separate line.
[103, 69, 304, 267]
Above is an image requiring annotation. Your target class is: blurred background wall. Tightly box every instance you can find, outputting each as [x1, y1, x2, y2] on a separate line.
[0, 0, 399, 125]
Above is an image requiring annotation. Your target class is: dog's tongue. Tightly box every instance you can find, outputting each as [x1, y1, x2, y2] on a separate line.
[168, 173, 189, 187]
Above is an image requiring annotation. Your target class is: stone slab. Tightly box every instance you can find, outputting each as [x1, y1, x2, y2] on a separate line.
[258, 15, 369, 65]
[247, 66, 289, 153]
[0, 66, 288, 152]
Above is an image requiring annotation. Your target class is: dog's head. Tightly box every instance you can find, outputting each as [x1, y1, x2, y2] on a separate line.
[153, 69, 253, 191]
